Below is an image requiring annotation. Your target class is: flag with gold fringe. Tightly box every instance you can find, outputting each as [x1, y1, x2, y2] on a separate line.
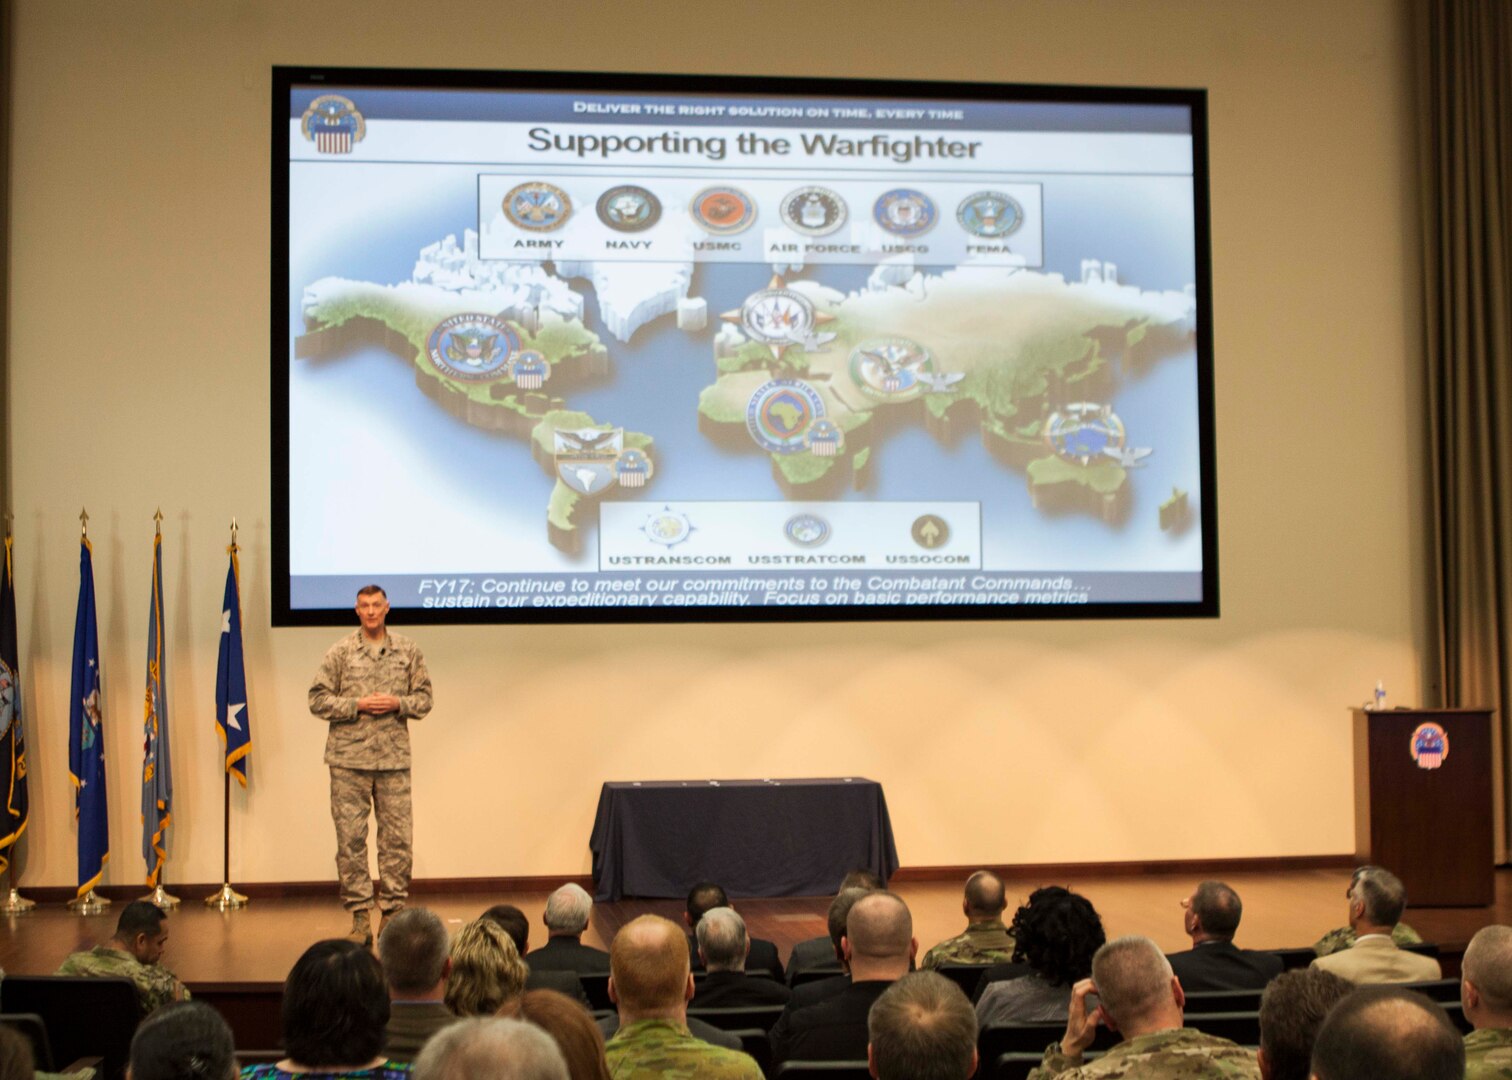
[141, 525, 172, 886]
[0, 532, 31, 873]
[69, 535, 109, 895]
[216, 542, 251, 785]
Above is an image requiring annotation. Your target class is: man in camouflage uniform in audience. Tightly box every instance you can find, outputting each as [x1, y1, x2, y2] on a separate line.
[1312, 865, 1422, 956]
[309, 584, 433, 946]
[604, 914, 763, 1080]
[1461, 924, 1512, 1078]
[920, 869, 1016, 970]
[1028, 935, 1259, 1079]
[57, 900, 190, 1015]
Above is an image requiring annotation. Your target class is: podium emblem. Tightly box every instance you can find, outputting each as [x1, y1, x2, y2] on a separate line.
[1409, 722, 1449, 770]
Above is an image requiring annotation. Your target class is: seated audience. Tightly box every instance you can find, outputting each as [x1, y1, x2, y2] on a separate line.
[527, 884, 611, 976]
[377, 907, 457, 1063]
[129, 1001, 237, 1080]
[921, 870, 1016, 970]
[867, 971, 977, 1080]
[56, 899, 191, 1014]
[603, 914, 762, 1079]
[1309, 985, 1463, 1080]
[692, 906, 792, 1008]
[684, 882, 782, 979]
[1254, 968, 1351, 1080]
[1026, 934, 1259, 1079]
[481, 904, 587, 1002]
[786, 870, 885, 983]
[770, 891, 916, 1065]
[1166, 880, 1283, 992]
[1312, 865, 1423, 957]
[446, 918, 529, 1017]
[1460, 924, 1512, 1077]
[976, 885, 1105, 1027]
[786, 887, 874, 1012]
[499, 988, 612, 1080]
[1309, 867, 1440, 984]
[241, 939, 409, 1079]
[411, 1017, 567, 1080]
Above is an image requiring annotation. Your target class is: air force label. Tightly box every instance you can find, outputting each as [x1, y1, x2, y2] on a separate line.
[780, 186, 847, 236]
[426, 314, 521, 382]
[746, 379, 826, 454]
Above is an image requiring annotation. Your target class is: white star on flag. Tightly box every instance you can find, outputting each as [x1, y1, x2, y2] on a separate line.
[226, 702, 245, 732]
[222, 609, 231, 634]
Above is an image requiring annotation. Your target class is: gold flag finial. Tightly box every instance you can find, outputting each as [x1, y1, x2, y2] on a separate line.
[80, 508, 89, 537]
[230, 517, 238, 545]
[3, 510, 11, 540]
[154, 508, 163, 536]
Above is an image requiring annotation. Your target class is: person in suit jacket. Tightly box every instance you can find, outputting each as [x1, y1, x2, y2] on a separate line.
[376, 906, 459, 1064]
[1310, 867, 1441, 985]
[783, 887, 877, 1013]
[482, 902, 588, 1003]
[684, 881, 783, 980]
[1164, 881, 1283, 992]
[785, 869, 885, 984]
[527, 883, 612, 976]
[691, 907, 792, 1009]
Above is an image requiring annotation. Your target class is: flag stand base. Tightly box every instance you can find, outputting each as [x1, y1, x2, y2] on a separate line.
[0, 889, 36, 915]
[141, 885, 180, 910]
[67, 889, 111, 915]
[204, 883, 248, 910]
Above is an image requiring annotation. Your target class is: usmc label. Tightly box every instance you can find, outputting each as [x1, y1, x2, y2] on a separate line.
[690, 186, 757, 235]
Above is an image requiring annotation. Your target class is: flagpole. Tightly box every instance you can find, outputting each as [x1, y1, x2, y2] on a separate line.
[0, 513, 35, 916]
[68, 508, 109, 916]
[141, 510, 179, 911]
[207, 518, 247, 911]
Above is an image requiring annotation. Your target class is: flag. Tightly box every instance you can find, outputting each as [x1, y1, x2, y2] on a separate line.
[69, 537, 109, 895]
[141, 530, 172, 886]
[0, 534, 31, 873]
[216, 544, 251, 785]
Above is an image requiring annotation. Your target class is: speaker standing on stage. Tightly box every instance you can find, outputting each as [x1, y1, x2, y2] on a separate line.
[309, 585, 433, 946]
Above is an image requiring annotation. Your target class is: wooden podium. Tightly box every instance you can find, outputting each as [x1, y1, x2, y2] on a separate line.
[1352, 707, 1494, 907]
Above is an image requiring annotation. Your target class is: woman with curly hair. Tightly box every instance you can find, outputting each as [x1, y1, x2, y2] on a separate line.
[975, 885, 1106, 1027]
[445, 917, 529, 1016]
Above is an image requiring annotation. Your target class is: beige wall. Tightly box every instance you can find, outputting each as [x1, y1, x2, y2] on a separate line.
[4, 0, 1424, 889]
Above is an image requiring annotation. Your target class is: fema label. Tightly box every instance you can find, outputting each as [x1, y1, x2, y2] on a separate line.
[874, 189, 936, 237]
[505, 182, 572, 231]
[690, 186, 756, 235]
[1410, 722, 1449, 770]
[746, 379, 826, 454]
[780, 186, 847, 236]
[597, 185, 661, 232]
[957, 191, 1023, 238]
[426, 315, 521, 382]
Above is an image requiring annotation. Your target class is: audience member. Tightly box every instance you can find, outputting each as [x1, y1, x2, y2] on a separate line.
[56, 899, 191, 1014]
[786, 887, 874, 1012]
[1027, 934, 1259, 1079]
[1309, 868, 1440, 984]
[1254, 968, 1351, 1080]
[481, 904, 587, 1002]
[603, 914, 762, 1079]
[499, 989, 612, 1080]
[128, 1000, 236, 1080]
[377, 907, 457, 1064]
[0, 1025, 32, 1080]
[692, 907, 791, 1008]
[1460, 924, 1512, 1077]
[785, 870, 884, 983]
[526, 884, 610, 976]
[411, 1017, 568, 1080]
[241, 939, 408, 1079]
[770, 891, 916, 1065]
[1312, 865, 1423, 957]
[446, 918, 529, 1017]
[1166, 881, 1283, 992]
[684, 882, 782, 979]
[1309, 985, 1463, 1080]
[921, 870, 1016, 970]
[976, 885, 1105, 1027]
[867, 971, 977, 1080]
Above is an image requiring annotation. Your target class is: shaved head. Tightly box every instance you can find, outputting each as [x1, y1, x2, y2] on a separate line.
[1091, 935, 1175, 1028]
[1464, 925, 1512, 1011]
[847, 892, 913, 961]
[610, 915, 690, 1014]
[1311, 987, 1463, 1080]
[964, 871, 1007, 918]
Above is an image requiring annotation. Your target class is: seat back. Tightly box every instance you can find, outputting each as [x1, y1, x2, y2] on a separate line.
[1401, 978, 1461, 1002]
[1402, 942, 1442, 960]
[991, 1049, 1106, 1080]
[1183, 1011, 1261, 1046]
[1183, 988, 1264, 1013]
[0, 975, 142, 1079]
[728, 1028, 771, 1075]
[789, 967, 844, 988]
[935, 964, 993, 998]
[978, 1021, 1119, 1062]
[0, 1012, 55, 1071]
[579, 972, 613, 1011]
[1266, 947, 1318, 971]
[773, 1061, 871, 1079]
[687, 1004, 786, 1032]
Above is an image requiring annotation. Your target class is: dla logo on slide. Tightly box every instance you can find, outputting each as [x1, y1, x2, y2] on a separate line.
[1410, 722, 1449, 770]
[554, 428, 624, 496]
[300, 95, 366, 155]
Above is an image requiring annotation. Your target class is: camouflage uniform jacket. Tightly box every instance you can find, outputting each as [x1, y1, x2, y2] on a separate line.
[1464, 1027, 1512, 1079]
[56, 945, 190, 1014]
[1311, 922, 1421, 957]
[309, 630, 433, 769]
[605, 1019, 763, 1080]
[1027, 1027, 1260, 1080]
[921, 919, 1016, 970]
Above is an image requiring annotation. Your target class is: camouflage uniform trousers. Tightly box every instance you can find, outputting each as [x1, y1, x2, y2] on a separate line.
[605, 1019, 763, 1080]
[330, 765, 412, 913]
[1464, 1027, 1512, 1079]
[56, 945, 190, 1015]
[1027, 1028, 1260, 1080]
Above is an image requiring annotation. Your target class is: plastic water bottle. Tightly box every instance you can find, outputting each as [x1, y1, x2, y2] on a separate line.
[1371, 680, 1387, 711]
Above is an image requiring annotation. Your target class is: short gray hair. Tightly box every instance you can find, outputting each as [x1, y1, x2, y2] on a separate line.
[413, 1017, 568, 1080]
[543, 883, 592, 935]
[1091, 935, 1174, 1027]
[867, 972, 976, 1080]
[1352, 867, 1407, 926]
[1464, 925, 1512, 1010]
[696, 907, 748, 972]
[378, 907, 450, 996]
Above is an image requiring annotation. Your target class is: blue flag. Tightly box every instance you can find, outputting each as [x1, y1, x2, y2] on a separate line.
[0, 535, 31, 872]
[216, 545, 251, 785]
[69, 537, 109, 896]
[141, 530, 172, 885]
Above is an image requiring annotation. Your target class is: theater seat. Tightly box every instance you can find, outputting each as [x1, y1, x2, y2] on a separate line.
[0, 976, 142, 1080]
[772, 1062, 871, 1080]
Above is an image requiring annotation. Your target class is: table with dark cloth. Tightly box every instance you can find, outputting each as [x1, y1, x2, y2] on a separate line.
[589, 778, 899, 901]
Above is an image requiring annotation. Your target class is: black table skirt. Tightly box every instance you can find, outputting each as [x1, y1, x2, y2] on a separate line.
[589, 778, 900, 901]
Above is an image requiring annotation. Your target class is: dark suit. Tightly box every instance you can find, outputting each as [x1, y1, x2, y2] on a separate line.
[528, 934, 611, 975]
[693, 970, 793, 1009]
[688, 933, 784, 980]
[785, 936, 840, 983]
[1166, 939, 1284, 992]
[524, 966, 587, 1003]
[769, 980, 892, 1064]
[596, 1013, 742, 1050]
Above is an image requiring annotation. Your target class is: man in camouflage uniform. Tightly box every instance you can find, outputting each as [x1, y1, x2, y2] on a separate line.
[309, 584, 433, 946]
[1312, 865, 1422, 957]
[56, 899, 190, 1015]
[920, 869, 1016, 970]
[1027, 935, 1259, 1079]
[604, 914, 762, 1080]
[1461, 924, 1512, 1078]
[1310, 985, 1463, 1080]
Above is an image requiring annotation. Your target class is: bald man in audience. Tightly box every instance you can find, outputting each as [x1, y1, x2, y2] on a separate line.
[787, 870, 885, 983]
[1166, 881, 1283, 992]
[1461, 924, 1512, 1077]
[785, 886, 874, 1013]
[1308, 985, 1463, 1080]
[770, 891, 917, 1065]
[867, 971, 978, 1080]
[692, 907, 791, 1008]
[604, 914, 762, 1080]
[921, 870, 1016, 970]
[1027, 934, 1259, 1079]
[1309, 867, 1440, 984]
